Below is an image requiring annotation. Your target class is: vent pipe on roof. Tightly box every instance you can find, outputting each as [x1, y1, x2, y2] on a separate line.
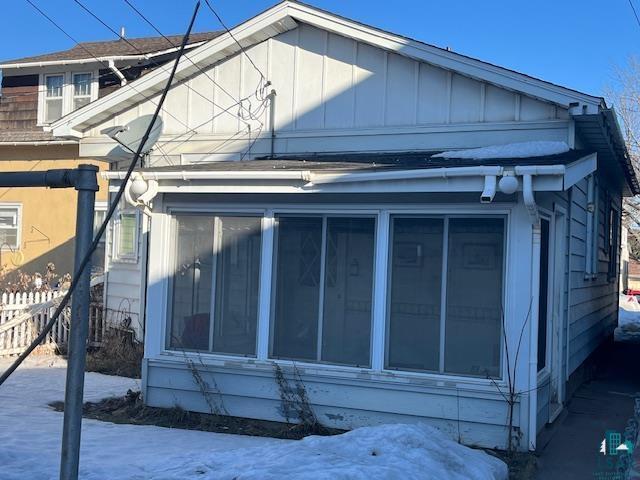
[120, 26, 126, 39]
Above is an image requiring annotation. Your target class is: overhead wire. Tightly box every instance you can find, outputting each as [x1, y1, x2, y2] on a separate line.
[121, 0, 262, 125]
[22, 0, 204, 134]
[202, 0, 266, 80]
[0, 0, 201, 387]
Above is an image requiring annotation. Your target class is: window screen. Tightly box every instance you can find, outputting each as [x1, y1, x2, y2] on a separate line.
[387, 217, 443, 371]
[271, 216, 375, 366]
[168, 215, 262, 356]
[386, 216, 505, 378]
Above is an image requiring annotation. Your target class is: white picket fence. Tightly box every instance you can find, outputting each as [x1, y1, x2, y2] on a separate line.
[0, 291, 105, 357]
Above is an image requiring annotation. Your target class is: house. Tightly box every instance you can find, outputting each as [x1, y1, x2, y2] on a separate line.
[49, 1, 637, 451]
[0, 30, 220, 284]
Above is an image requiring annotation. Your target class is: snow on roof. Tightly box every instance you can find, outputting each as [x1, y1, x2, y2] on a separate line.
[432, 141, 571, 160]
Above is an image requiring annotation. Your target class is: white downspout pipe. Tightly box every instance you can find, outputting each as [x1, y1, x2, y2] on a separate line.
[528, 220, 541, 451]
[108, 59, 127, 86]
[522, 174, 539, 224]
[480, 175, 497, 203]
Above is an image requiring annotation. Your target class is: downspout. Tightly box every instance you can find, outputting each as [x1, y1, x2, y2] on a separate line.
[480, 175, 497, 203]
[528, 218, 541, 451]
[269, 88, 277, 159]
[521, 174, 539, 224]
[108, 59, 127, 86]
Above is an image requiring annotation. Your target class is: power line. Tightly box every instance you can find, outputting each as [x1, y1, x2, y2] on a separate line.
[0, 1, 201, 388]
[23, 0, 200, 134]
[73, 0, 253, 128]
[203, 0, 266, 80]
[629, 0, 640, 28]
[121, 0, 263, 125]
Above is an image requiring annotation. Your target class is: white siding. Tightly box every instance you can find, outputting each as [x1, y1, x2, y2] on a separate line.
[567, 177, 621, 374]
[86, 23, 569, 161]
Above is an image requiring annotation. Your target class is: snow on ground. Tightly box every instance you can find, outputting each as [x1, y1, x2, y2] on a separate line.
[432, 141, 570, 160]
[0, 357, 507, 479]
[616, 294, 640, 343]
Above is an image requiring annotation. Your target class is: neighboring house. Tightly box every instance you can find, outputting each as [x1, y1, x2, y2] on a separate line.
[0, 31, 219, 284]
[50, 2, 637, 451]
[627, 259, 640, 291]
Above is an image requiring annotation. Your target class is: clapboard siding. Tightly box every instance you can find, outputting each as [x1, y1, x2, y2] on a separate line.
[88, 23, 569, 156]
[103, 209, 146, 338]
[145, 358, 516, 449]
[567, 175, 621, 375]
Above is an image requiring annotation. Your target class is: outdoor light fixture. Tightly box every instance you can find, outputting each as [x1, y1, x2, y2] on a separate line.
[498, 173, 519, 195]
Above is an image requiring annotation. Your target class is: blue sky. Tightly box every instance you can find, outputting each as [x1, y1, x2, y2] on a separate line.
[0, 0, 638, 100]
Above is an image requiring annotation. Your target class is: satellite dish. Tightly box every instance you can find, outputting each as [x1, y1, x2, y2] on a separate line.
[101, 114, 163, 156]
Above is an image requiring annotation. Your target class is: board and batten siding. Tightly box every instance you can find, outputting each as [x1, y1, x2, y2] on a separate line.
[84, 23, 571, 162]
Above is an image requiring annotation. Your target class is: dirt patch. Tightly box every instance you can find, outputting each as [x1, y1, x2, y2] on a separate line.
[49, 390, 344, 440]
[487, 450, 537, 480]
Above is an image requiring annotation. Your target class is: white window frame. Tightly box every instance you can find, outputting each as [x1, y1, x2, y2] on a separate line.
[72, 72, 93, 111]
[154, 202, 514, 388]
[0, 203, 22, 251]
[37, 69, 99, 125]
[384, 214, 507, 379]
[112, 207, 140, 263]
[268, 213, 377, 368]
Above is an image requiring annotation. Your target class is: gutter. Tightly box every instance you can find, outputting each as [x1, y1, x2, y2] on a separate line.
[103, 170, 311, 181]
[0, 55, 148, 69]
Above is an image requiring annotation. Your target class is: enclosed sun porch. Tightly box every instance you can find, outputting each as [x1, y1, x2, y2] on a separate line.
[102, 146, 612, 452]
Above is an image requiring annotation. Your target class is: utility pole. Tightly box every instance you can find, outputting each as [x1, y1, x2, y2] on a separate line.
[0, 164, 98, 479]
[60, 164, 98, 480]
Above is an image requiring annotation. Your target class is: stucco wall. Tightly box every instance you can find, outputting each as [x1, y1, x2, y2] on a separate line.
[0, 144, 108, 278]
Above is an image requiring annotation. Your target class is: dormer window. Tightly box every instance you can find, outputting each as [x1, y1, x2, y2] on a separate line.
[38, 70, 98, 125]
[45, 75, 64, 123]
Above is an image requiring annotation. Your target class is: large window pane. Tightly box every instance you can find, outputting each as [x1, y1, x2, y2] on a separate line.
[213, 217, 262, 356]
[445, 218, 504, 377]
[271, 217, 322, 361]
[169, 216, 214, 351]
[387, 218, 444, 371]
[321, 218, 375, 366]
[46, 75, 63, 97]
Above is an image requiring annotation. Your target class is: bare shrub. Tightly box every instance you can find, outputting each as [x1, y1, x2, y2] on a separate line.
[85, 326, 143, 378]
[273, 362, 326, 435]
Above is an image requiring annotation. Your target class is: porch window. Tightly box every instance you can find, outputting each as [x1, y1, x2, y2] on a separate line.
[386, 216, 505, 378]
[270, 216, 375, 366]
[168, 215, 262, 355]
[44, 75, 64, 123]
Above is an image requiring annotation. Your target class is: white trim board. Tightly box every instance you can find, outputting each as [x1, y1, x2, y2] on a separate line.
[50, 1, 603, 138]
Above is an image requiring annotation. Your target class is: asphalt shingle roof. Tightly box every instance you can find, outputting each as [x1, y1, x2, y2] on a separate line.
[0, 31, 222, 65]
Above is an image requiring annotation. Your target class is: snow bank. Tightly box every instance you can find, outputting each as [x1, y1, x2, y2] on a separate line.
[616, 294, 640, 343]
[432, 141, 570, 160]
[0, 357, 507, 479]
[152, 423, 508, 480]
